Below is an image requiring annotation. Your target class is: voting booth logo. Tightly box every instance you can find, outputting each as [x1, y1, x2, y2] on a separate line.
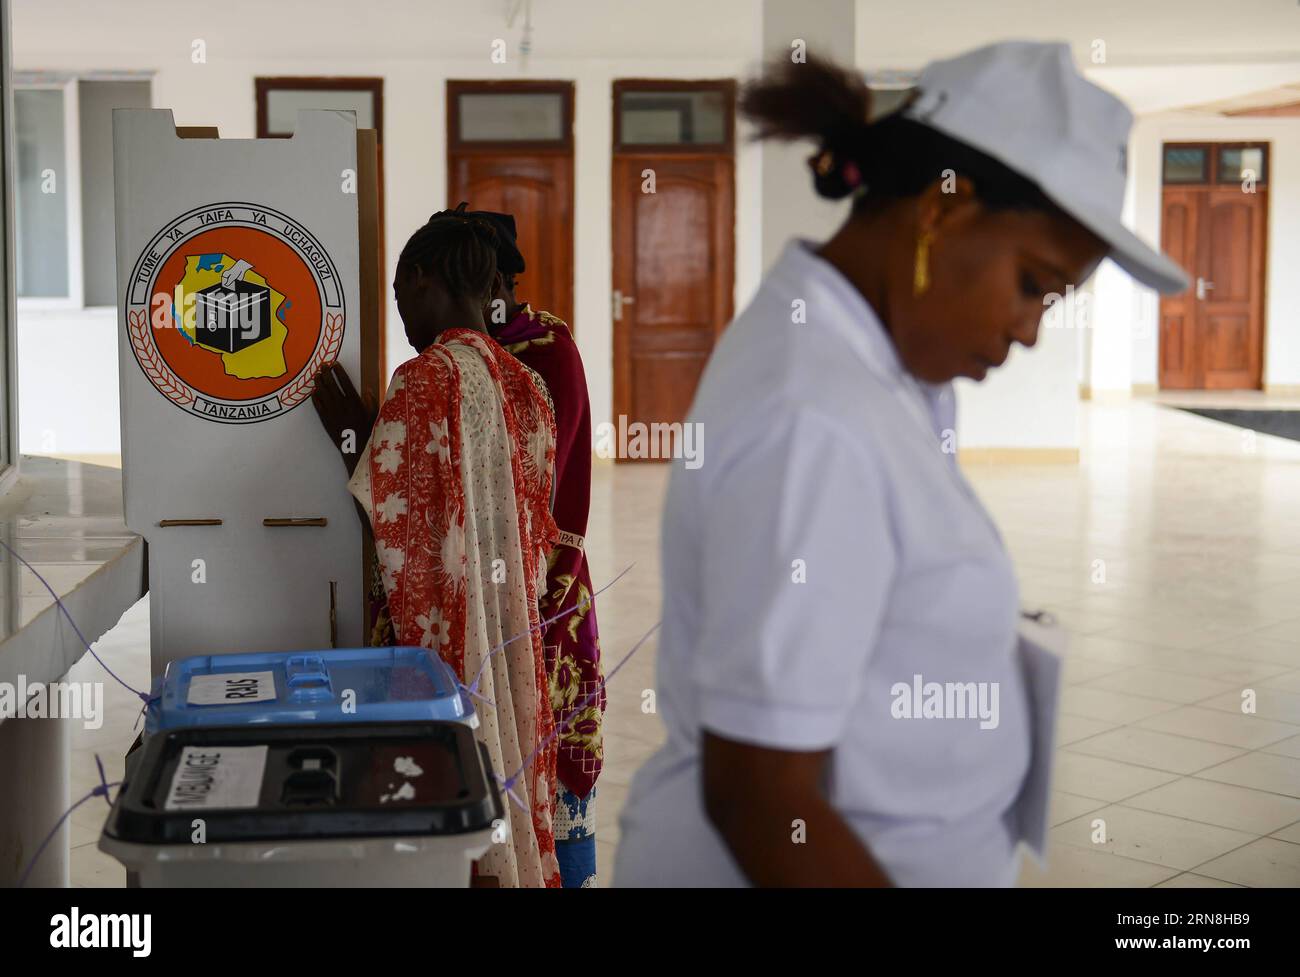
[124, 202, 345, 423]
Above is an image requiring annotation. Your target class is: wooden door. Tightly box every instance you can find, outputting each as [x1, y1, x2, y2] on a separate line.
[447, 154, 574, 327]
[447, 81, 575, 329]
[1200, 188, 1266, 389]
[612, 155, 734, 437]
[1159, 143, 1268, 390]
[611, 80, 735, 457]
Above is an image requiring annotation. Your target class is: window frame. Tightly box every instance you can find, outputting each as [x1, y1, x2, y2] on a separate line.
[446, 80, 575, 154]
[612, 78, 736, 154]
[255, 76, 384, 144]
[1162, 140, 1270, 187]
[12, 75, 83, 310]
[0, 4, 16, 485]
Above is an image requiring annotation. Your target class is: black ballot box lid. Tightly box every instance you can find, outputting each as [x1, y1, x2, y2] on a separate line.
[102, 721, 502, 845]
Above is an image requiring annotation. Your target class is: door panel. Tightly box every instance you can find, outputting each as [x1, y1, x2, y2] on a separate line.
[448, 153, 574, 328]
[1202, 189, 1264, 389]
[1159, 189, 1198, 389]
[612, 155, 733, 454]
[1158, 183, 1266, 390]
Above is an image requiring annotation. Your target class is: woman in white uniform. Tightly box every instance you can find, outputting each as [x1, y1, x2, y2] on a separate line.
[615, 42, 1188, 887]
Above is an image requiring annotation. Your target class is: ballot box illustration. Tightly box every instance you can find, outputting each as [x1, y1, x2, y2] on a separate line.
[114, 109, 380, 672]
[194, 280, 271, 354]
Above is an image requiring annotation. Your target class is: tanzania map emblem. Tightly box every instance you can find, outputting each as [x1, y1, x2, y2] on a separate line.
[124, 202, 345, 423]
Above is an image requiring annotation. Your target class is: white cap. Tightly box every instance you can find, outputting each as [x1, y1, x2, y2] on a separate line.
[901, 40, 1188, 294]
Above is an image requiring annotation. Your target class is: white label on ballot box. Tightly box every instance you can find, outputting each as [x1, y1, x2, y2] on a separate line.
[187, 670, 277, 706]
[164, 745, 268, 810]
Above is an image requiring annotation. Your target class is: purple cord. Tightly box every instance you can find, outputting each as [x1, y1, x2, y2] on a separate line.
[498, 619, 661, 809]
[466, 562, 635, 697]
[18, 753, 119, 888]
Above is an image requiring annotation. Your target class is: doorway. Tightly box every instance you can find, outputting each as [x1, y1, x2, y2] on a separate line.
[611, 80, 735, 457]
[446, 80, 575, 329]
[1159, 142, 1269, 390]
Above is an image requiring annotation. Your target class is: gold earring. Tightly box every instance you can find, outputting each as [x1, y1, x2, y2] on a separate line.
[913, 231, 932, 297]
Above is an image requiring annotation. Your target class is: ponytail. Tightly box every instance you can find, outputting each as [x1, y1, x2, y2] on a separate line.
[740, 54, 1063, 215]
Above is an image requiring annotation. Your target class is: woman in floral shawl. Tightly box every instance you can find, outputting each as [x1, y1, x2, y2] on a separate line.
[313, 209, 561, 887]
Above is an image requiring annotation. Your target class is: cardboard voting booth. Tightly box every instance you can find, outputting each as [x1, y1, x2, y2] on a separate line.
[113, 109, 381, 672]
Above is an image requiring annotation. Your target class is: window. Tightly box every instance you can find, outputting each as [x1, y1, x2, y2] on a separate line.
[1217, 146, 1267, 185]
[447, 81, 573, 151]
[11, 74, 150, 306]
[14, 88, 66, 297]
[1162, 142, 1269, 186]
[1162, 146, 1207, 184]
[459, 92, 565, 142]
[255, 78, 382, 139]
[619, 90, 726, 146]
[613, 80, 734, 152]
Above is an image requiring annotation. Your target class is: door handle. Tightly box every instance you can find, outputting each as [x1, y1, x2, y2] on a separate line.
[1196, 277, 1215, 300]
[612, 289, 636, 321]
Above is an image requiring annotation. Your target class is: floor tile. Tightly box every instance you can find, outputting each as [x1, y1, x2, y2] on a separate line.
[1135, 706, 1300, 750]
[1195, 752, 1300, 798]
[1080, 668, 1238, 705]
[1063, 727, 1244, 775]
[1059, 686, 1180, 724]
[1153, 873, 1244, 888]
[1051, 805, 1255, 871]
[1016, 844, 1181, 888]
[1052, 752, 1180, 802]
[1191, 838, 1300, 888]
[1196, 688, 1300, 725]
[1122, 777, 1300, 834]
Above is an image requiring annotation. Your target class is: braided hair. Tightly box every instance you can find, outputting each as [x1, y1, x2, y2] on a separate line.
[397, 201, 500, 304]
[739, 55, 1063, 217]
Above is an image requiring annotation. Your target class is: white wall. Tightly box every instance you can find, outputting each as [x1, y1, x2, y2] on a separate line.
[955, 321, 1080, 452]
[17, 307, 119, 454]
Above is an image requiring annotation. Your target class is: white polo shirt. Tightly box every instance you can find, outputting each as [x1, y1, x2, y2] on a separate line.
[614, 240, 1033, 888]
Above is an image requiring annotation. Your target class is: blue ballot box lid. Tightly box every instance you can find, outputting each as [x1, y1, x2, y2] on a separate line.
[145, 647, 475, 734]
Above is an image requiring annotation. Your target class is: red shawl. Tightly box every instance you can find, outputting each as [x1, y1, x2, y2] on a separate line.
[349, 326, 561, 887]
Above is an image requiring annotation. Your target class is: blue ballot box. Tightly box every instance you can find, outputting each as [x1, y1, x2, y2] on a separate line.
[144, 647, 476, 735]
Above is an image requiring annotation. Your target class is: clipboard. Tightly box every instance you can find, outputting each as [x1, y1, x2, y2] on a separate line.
[1012, 612, 1065, 865]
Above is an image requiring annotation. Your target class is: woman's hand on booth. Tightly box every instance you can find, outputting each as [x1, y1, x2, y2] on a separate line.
[311, 362, 376, 478]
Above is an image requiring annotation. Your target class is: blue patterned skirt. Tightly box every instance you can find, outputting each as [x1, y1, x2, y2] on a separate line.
[554, 785, 597, 888]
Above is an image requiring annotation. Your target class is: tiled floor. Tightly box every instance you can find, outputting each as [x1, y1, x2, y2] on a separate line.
[63, 397, 1300, 886]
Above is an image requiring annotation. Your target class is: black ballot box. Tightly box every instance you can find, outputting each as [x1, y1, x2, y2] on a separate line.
[194, 279, 271, 353]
